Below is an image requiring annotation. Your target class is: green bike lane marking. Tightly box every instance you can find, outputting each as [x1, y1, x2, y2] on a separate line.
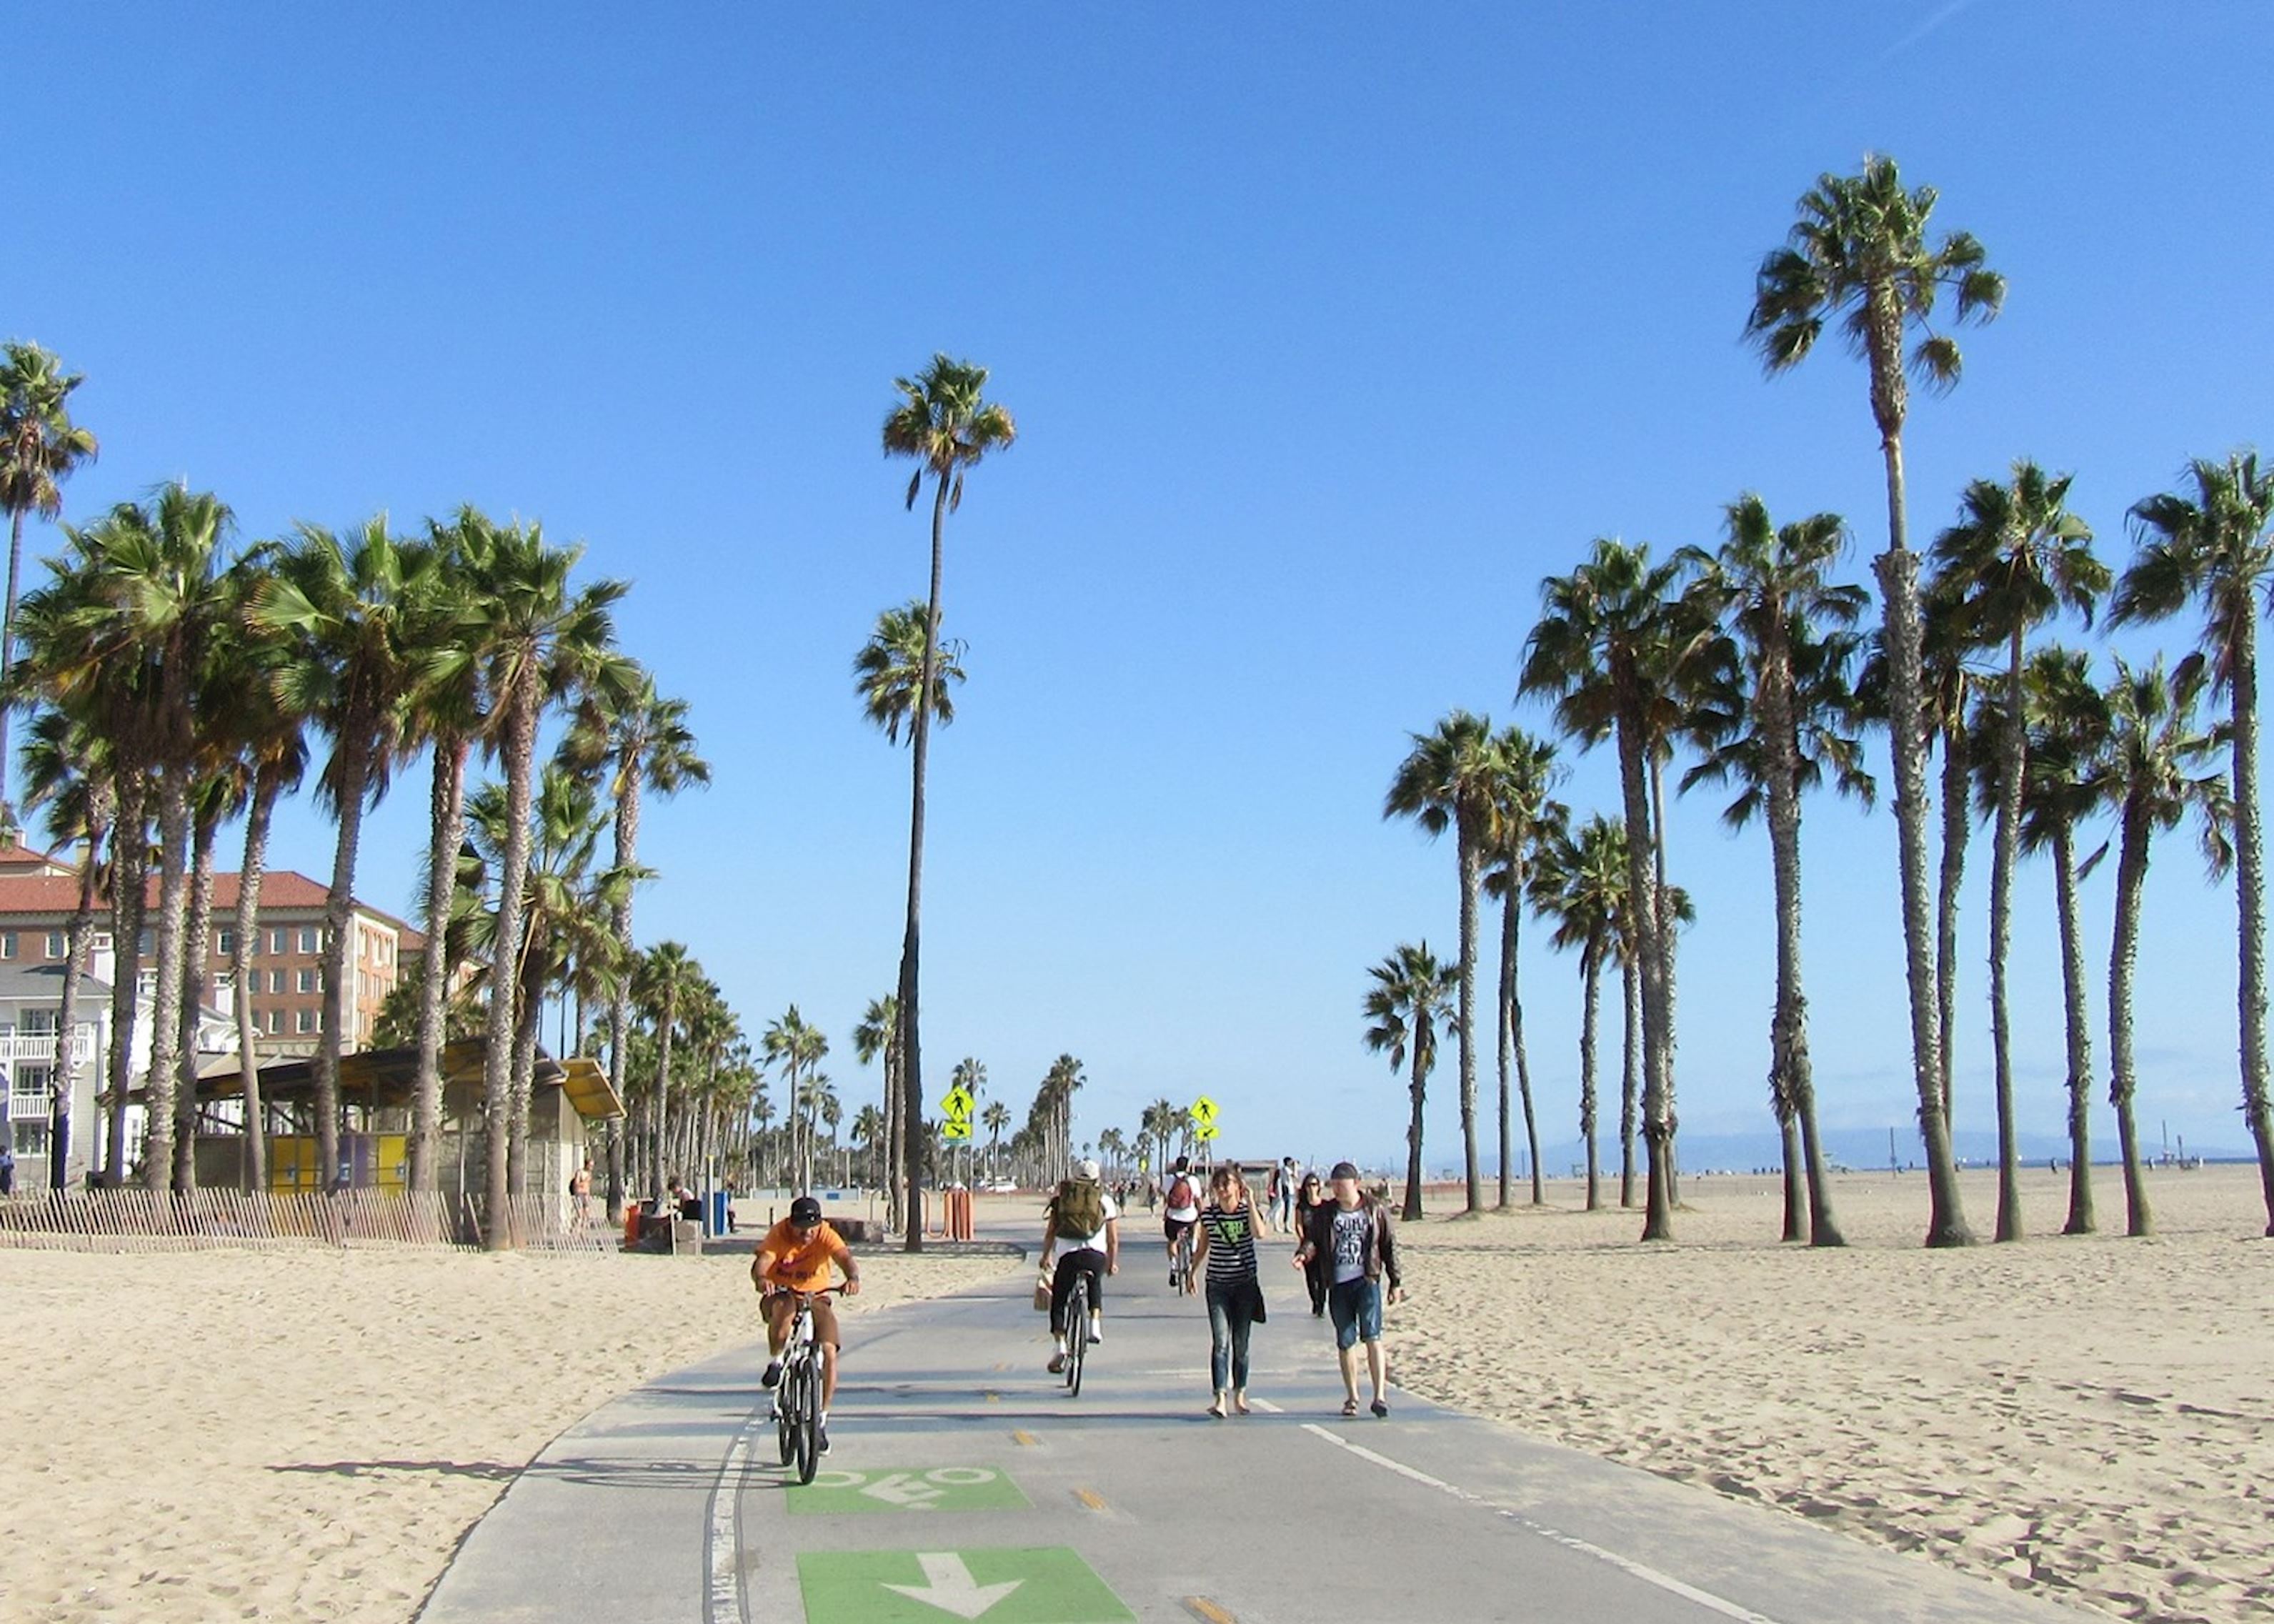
[787, 1465, 1030, 1515]
[796, 1547, 1132, 1623]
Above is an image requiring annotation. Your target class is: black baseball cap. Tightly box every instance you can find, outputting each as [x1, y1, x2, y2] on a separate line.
[789, 1196, 823, 1226]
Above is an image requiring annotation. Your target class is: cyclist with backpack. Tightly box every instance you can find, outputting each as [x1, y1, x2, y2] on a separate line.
[1042, 1157, 1118, 1374]
[1161, 1154, 1202, 1292]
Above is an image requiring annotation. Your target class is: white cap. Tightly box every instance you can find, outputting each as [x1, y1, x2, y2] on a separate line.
[1077, 1158, 1101, 1180]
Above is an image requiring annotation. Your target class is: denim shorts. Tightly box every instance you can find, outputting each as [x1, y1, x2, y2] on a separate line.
[1325, 1276, 1382, 1350]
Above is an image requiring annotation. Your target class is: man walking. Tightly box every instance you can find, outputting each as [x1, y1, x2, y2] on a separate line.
[1292, 1160, 1402, 1417]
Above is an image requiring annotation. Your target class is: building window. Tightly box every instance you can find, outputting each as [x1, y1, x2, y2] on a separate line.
[269, 969, 286, 994]
[296, 1008, 324, 1035]
[139, 929, 154, 955]
[46, 932, 65, 959]
[271, 929, 287, 955]
[1, 933, 16, 960]
[216, 930, 234, 957]
[298, 969, 316, 994]
[299, 927, 319, 954]
[266, 1009, 282, 1034]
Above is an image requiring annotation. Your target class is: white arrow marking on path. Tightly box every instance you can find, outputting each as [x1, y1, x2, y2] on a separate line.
[883, 1553, 1023, 1619]
[858, 1471, 945, 1508]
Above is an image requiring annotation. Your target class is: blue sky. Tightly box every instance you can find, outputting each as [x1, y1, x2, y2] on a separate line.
[12, 4, 2272, 1175]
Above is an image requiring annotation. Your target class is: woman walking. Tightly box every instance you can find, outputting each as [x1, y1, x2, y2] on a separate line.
[1294, 1171, 1327, 1316]
[1192, 1162, 1267, 1417]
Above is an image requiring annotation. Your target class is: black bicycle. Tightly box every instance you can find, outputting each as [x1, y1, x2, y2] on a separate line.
[772, 1286, 847, 1484]
[1062, 1270, 1091, 1396]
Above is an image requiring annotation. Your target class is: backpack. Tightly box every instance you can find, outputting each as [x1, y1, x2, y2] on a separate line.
[1055, 1177, 1105, 1237]
[1168, 1175, 1196, 1210]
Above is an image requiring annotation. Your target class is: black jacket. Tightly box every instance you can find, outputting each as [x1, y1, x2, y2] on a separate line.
[1300, 1196, 1400, 1291]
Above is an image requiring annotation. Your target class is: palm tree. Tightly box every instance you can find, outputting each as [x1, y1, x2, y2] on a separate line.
[881, 353, 1016, 1251]
[982, 1099, 1010, 1181]
[1482, 728, 1563, 1206]
[853, 995, 902, 1223]
[562, 664, 708, 1218]
[1932, 462, 2106, 1241]
[1687, 495, 1872, 1245]
[763, 1005, 829, 1192]
[634, 942, 700, 1199]
[1363, 940, 1456, 1222]
[254, 516, 434, 1197]
[2113, 452, 2274, 1234]
[0, 343, 98, 816]
[462, 519, 631, 1242]
[1520, 537, 1707, 1239]
[1747, 155, 2001, 1248]
[1140, 1097, 1177, 1182]
[1532, 815, 1629, 1211]
[854, 599, 967, 742]
[2093, 655, 2232, 1237]
[1385, 710, 1500, 1214]
[949, 1055, 987, 1185]
[17, 709, 111, 1190]
[2014, 647, 2113, 1234]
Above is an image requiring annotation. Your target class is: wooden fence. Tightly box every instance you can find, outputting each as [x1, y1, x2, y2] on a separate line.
[0, 1190, 620, 1254]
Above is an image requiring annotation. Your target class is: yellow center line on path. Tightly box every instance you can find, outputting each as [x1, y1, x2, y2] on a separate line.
[982, 1390, 1001, 1404]
[1011, 1429, 1039, 1447]
[1182, 1598, 1237, 1623]
[1074, 1488, 1108, 1512]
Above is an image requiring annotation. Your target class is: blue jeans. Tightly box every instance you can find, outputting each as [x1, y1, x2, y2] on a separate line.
[1326, 1277, 1382, 1351]
[1205, 1276, 1259, 1392]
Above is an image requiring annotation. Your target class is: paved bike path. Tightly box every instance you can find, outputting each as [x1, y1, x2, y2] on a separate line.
[423, 1243, 2093, 1624]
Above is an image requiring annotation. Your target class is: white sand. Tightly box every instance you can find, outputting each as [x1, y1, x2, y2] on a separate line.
[1387, 1163, 2274, 1624]
[0, 1239, 1017, 1623]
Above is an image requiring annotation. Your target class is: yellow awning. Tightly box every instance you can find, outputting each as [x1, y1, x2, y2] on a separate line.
[559, 1057, 625, 1121]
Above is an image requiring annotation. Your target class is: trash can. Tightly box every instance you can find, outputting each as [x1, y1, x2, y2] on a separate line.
[709, 1190, 730, 1235]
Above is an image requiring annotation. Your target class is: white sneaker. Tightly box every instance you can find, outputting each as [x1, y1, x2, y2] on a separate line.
[1087, 1320, 1103, 1345]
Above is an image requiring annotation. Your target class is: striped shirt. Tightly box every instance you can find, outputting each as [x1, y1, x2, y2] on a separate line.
[1199, 1200, 1258, 1286]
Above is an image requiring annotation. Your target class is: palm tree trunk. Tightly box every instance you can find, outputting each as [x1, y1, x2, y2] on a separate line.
[174, 809, 219, 1190]
[1502, 885, 1544, 1205]
[1495, 877, 1514, 1209]
[1620, 946, 1638, 1209]
[1617, 711, 1672, 1239]
[1988, 637, 2026, 1242]
[54, 789, 110, 1192]
[143, 772, 191, 1192]
[652, 1000, 676, 1203]
[1934, 727, 1969, 1133]
[1402, 1047, 1426, 1222]
[2109, 806, 2154, 1237]
[234, 770, 280, 1191]
[104, 771, 148, 1185]
[601, 757, 643, 1222]
[2051, 819, 2095, 1235]
[1764, 624, 1841, 1246]
[897, 471, 954, 1251]
[412, 734, 469, 1194]
[1455, 835, 1482, 1214]
[1580, 943, 1601, 1212]
[1650, 757, 1680, 1205]
[2230, 619, 2274, 1235]
[318, 722, 377, 1200]
[1872, 514, 1972, 1246]
[507, 954, 543, 1198]
[0, 509, 22, 811]
[482, 679, 538, 1247]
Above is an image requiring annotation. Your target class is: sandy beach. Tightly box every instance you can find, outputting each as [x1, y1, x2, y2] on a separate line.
[0, 1230, 1018, 1623]
[1387, 1162, 2274, 1624]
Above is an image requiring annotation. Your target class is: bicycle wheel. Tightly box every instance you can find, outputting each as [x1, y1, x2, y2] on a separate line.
[1064, 1278, 1088, 1396]
[794, 1358, 822, 1485]
[774, 1354, 797, 1466]
[1177, 1230, 1195, 1294]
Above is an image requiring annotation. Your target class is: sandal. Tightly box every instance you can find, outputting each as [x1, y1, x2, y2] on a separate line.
[1341, 1398, 1360, 1418]
[1370, 1398, 1390, 1418]
[1207, 1400, 1227, 1419]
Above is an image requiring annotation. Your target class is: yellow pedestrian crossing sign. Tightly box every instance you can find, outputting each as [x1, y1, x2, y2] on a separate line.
[1190, 1095, 1218, 1127]
[940, 1120, 972, 1142]
[941, 1085, 977, 1121]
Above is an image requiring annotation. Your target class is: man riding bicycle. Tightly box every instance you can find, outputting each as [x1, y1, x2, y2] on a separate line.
[754, 1195, 862, 1453]
[1042, 1157, 1117, 1373]
[1161, 1153, 1201, 1291]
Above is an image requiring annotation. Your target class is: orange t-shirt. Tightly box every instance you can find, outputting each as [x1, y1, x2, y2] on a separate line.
[760, 1219, 852, 1292]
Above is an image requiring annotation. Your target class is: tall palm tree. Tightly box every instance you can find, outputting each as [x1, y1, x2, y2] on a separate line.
[1385, 710, 1500, 1214]
[2113, 452, 2274, 1233]
[1520, 538, 1707, 1238]
[634, 942, 700, 1199]
[1932, 462, 2106, 1241]
[254, 517, 433, 1196]
[1362, 940, 1456, 1222]
[562, 663, 708, 1218]
[982, 1100, 1010, 1182]
[853, 995, 903, 1222]
[762, 1005, 829, 1192]
[1482, 728, 1563, 1206]
[0, 343, 98, 815]
[459, 519, 630, 1242]
[1687, 495, 1872, 1246]
[2092, 655, 2232, 1237]
[1532, 815, 1629, 1212]
[881, 353, 1016, 1251]
[17, 709, 111, 1190]
[1747, 154, 2001, 1248]
[2014, 647, 2113, 1234]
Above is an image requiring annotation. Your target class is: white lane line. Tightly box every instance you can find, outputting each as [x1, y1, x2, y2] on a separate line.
[1299, 1424, 1785, 1624]
[706, 1404, 769, 1624]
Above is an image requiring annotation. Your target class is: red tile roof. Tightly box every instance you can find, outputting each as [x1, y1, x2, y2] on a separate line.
[0, 868, 410, 930]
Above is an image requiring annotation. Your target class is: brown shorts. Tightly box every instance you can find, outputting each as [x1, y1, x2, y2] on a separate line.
[767, 1291, 841, 1347]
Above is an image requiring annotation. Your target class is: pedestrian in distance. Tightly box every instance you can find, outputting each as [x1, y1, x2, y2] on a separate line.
[1276, 1155, 1299, 1232]
[1191, 1161, 1266, 1417]
[1292, 1161, 1403, 1417]
[1293, 1171, 1327, 1316]
[1161, 1154, 1201, 1292]
[1042, 1157, 1118, 1373]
